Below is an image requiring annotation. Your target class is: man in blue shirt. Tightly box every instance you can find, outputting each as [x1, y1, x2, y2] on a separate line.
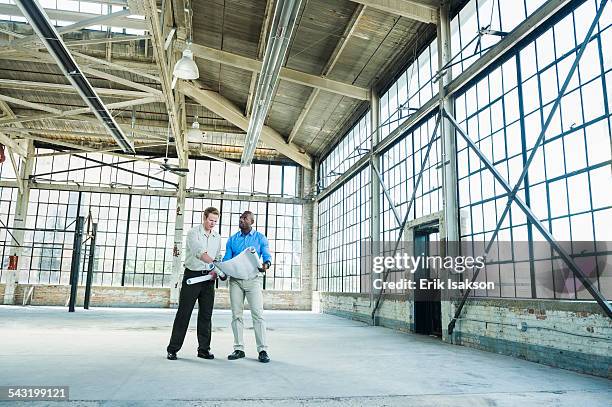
[223, 211, 272, 363]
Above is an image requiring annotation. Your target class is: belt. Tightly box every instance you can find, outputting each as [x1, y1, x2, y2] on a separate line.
[184, 268, 211, 275]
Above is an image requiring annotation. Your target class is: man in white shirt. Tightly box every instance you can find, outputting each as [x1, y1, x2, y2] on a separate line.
[167, 207, 223, 360]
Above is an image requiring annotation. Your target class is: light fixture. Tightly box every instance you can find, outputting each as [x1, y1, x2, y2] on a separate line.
[173, 4, 199, 81]
[241, 0, 302, 166]
[186, 116, 205, 142]
[173, 43, 199, 80]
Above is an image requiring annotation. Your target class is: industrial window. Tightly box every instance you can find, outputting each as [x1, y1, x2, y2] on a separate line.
[455, 0, 612, 299]
[21, 189, 81, 285]
[380, 42, 438, 139]
[380, 115, 442, 242]
[317, 167, 371, 293]
[187, 159, 298, 197]
[378, 115, 442, 293]
[31, 150, 179, 191]
[450, 0, 549, 79]
[319, 112, 371, 189]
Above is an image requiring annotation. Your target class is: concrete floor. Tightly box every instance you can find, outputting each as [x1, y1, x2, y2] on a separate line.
[0, 306, 610, 407]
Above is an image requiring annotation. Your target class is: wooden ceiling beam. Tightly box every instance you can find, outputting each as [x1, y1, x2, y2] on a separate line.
[175, 40, 370, 101]
[179, 81, 312, 169]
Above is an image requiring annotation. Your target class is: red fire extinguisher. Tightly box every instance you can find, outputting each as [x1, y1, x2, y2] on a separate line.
[8, 255, 18, 270]
[0, 144, 5, 164]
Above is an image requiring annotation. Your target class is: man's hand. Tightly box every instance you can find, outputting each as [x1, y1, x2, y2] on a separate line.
[200, 252, 214, 264]
[258, 261, 271, 273]
[208, 271, 218, 280]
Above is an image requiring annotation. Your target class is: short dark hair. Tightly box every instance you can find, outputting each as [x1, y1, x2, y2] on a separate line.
[203, 207, 219, 219]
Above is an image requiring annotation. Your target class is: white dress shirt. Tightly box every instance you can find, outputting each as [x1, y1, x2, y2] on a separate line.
[184, 224, 222, 271]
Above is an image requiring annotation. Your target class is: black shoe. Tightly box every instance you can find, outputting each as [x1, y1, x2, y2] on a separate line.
[227, 350, 245, 360]
[197, 350, 214, 359]
[258, 351, 270, 363]
[167, 352, 177, 360]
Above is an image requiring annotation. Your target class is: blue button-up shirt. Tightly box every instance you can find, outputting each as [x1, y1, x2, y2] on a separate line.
[223, 228, 272, 264]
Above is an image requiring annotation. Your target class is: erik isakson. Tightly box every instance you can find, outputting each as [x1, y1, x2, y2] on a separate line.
[373, 278, 495, 290]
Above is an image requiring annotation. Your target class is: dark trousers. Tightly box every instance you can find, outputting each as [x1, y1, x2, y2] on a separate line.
[167, 269, 215, 353]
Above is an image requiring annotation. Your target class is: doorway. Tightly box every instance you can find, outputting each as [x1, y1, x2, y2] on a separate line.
[413, 225, 442, 337]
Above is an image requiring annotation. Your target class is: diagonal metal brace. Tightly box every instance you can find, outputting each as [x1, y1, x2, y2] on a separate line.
[443, 108, 612, 330]
[371, 114, 441, 321]
[372, 163, 402, 226]
[446, 0, 611, 334]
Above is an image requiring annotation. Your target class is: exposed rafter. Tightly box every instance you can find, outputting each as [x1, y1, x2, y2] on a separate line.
[175, 40, 370, 100]
[0, 93, 62, 115]
[350, 0, 437, 23]
[0, 99, 37, 158]
[0, 49, 159, 74]
[0, 8, 140, 53]
[138, 0, 185, 159]
[14, 0, 135, 153]
[0, 96, 160, 125]
[179, 81, 312, 169]
[4, 129, 169, 168]
[288, 4, 366, 144]
[80, 66, 161, 95]
[64, 35, 151, 47]
[70, 50, 160, 83]
[0, 79, 158, 99]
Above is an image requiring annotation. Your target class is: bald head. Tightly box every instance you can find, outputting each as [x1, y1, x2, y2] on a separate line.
[239, 211, 254, 233]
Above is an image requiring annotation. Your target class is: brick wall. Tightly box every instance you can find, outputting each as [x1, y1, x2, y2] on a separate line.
[0, 284, 312, 310]
[317, 292, 611, 378]
[319, 292, 414, 332]
[452, 298, 612, 378]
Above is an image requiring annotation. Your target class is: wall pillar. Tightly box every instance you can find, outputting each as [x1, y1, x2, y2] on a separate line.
[4, 140, 34, 305]
[370, 89, 381, 311]
[301, 167, 316, 311]
[437, 1, 459, 340]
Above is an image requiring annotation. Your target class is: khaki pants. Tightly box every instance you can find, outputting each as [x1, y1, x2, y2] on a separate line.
[229, 275, 267, 352]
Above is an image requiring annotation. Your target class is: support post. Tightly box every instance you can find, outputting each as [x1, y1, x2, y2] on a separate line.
[68, 216, 85, 313]
[437, 1, 458, 340]
[308, 163, 320, 311]
[84, 222, 97, 310]
[438, 1, 458, 246]
[369, 88, 381, 318]
[3, 140, 34, 305]
[170, 158, 188, 306]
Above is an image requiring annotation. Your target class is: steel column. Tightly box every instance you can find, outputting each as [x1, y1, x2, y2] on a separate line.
[84, 223, 97, 310]
[3, 140, 34, 305]
[68, 216, 85, 312]
[438, 0, 459, 246]
[121, 195, 133, 287]
[170, 159, 188, 305]
[370, 89, 382, 309]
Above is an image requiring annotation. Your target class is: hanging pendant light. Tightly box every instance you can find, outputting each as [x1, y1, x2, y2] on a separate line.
[173, 42, 199, 80]
[186, 116, 205, 142]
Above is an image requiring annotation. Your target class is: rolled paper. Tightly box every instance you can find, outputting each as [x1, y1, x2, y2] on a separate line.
[214, 247, 262, 280]
[186, 247, 262, 285]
